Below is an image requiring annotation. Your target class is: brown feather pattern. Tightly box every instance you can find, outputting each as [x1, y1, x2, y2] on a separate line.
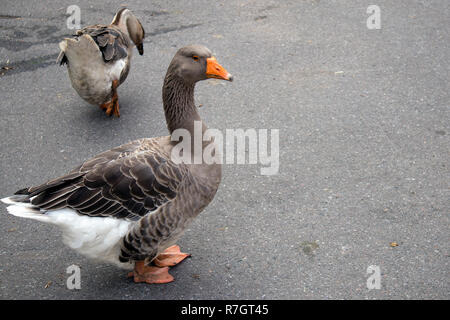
[22, 138, 189, 223]
[75, 25, 130, 63]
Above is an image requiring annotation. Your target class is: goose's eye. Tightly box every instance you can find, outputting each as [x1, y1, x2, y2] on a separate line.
[192, 55, 199, 61]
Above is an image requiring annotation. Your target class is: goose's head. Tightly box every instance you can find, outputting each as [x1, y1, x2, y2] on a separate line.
[112, 8, 145, 55]
[168, 45, 233, 84]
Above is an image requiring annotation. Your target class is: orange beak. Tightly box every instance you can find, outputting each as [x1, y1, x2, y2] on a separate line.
[206, 57, 233, 81]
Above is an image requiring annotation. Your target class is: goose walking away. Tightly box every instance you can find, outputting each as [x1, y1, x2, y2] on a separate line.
[3, 45, 233, 284]
[57, 8, 145, 117]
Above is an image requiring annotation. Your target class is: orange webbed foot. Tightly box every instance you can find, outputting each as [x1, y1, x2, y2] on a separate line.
[127, 245, 190, 284]
[154, 245, 191, 268]
[127, 261, 174, 284]
[99, 100, 111, 112]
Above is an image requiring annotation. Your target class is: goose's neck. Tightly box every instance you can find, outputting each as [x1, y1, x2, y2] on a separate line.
[112, 10, 134, 44]
[163, 74, 204, 135]
[112, 11, 129, 35]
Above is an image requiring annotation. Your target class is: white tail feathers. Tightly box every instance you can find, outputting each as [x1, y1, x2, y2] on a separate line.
[1, 196, 19, 205]
[1, 196, 50, 222]
[2, 196, 134, 269]
[6, 205, 50, 222]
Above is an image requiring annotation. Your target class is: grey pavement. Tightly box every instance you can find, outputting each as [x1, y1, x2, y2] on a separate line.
[0, 0, 449, 299]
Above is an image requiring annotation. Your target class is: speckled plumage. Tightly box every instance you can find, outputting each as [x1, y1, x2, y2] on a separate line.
[2, 45, 229, 272]
[8, 135, 220, 266]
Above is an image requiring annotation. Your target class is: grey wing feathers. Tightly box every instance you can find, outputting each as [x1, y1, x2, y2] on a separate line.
[20, 139, 187, 221]
[58, 25, 129, 66]
[77, 25, 130, 63]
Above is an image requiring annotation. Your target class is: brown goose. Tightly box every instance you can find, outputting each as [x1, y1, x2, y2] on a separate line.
[57, 8, 145, 117]
[2, 45, 233, 284]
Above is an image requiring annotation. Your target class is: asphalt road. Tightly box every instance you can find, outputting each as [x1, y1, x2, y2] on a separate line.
[0, 0, 448, 299]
